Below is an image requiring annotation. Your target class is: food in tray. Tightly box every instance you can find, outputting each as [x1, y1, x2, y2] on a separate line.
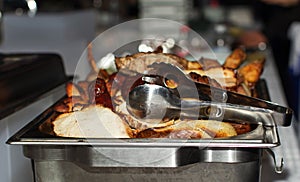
[48, 46, 265, 139]
[136, 120, 237, 139]
[53, 105, 133, 138]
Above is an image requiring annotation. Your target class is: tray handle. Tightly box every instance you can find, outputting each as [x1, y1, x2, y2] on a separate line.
[266, 148, 284, 174]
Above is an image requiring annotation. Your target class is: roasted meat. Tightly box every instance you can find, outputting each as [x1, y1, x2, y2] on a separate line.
[49, 47, 264, 138]
[223, 48, 246, 69]
[188, 72, 222, 88]
[238, 59, 265, 85]
[115, 52, 202, 73]
[136, 120, 237, 139]
[89, 78, 113, 109]
[53, 105, 133, 138]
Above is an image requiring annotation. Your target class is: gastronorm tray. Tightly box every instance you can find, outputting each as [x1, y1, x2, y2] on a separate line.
[7, 79, 282, 148]
[6, 79, 288, 173]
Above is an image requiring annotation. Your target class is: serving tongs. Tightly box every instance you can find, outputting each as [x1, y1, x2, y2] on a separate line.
[126, 63, 293, 127]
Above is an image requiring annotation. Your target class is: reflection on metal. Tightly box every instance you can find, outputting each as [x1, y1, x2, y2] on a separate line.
[26, 0, 37, 17]
[266, 148, 284, 174]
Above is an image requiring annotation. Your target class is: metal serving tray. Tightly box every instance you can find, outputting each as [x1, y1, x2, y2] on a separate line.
[7, 79, 280, 147]
[7, 105, 279, 148]
[6, 80, 286, 172]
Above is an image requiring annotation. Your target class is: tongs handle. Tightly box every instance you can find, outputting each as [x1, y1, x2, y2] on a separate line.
[146, 63, 293, 126]
[188, 82, 293, 126]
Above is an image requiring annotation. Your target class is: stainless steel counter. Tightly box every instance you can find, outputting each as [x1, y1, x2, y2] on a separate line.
[260, 50, 300, 181]
[0, 85, 66, 182]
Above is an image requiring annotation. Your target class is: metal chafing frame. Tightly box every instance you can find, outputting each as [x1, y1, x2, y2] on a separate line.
[6, 80, 286, 172]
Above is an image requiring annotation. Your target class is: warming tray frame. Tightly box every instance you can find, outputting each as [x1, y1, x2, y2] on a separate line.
[5, 79, 286, 172]
[7, 79, 281, 149]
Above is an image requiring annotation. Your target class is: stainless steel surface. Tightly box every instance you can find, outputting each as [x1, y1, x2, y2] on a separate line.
[23, 145, 261, 167]
[32, 160, 261, 182]
[5, 65, 284, 171]
[146, 63, 293, 126]
[7, 112, 280, 148]
[0, 83, 67, 182]
[23, 143, 263, 181]
[265, 148, 284, 174]
[259, 50, 300, 181]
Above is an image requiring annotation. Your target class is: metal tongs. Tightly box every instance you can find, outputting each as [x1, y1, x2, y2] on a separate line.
[126, 63, 293, 126]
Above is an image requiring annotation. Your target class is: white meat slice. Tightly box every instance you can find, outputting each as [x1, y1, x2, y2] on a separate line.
[53, 105, 132, 138]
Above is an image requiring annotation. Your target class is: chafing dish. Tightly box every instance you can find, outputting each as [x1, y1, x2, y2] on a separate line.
[6, 79, 291, 182]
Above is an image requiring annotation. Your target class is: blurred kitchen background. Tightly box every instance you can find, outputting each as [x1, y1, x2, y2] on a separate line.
[0, 0, 300, 182]
[0, 0, 299, 121]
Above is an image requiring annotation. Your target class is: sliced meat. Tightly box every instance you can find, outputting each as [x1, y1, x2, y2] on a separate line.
[136, 120, 237, 139]
[186, 68, 237, 88]
[189, 72, 222, 88]
[53, 105, 133, 138]
[115, 52, 189, 73]
[199, 58, 221, 70]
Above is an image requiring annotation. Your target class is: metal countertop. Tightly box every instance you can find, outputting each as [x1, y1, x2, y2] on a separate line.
[260, 50, 300, 181]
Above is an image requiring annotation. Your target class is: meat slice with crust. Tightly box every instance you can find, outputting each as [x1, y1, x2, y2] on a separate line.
[115, 52, 201, 73]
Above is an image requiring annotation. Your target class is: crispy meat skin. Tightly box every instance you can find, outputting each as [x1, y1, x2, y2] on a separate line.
[223, 48, 247, 69]
[136, 128, 203, 139]
[106, 73, 118, 96]
[199, 58, 221, 70]
[115, 52, 200, 73]
[230, 123, 253, 135]
[136, 120, 237, 139]
[189, 72, 222, 88]
[54, 96, 86, 113]
[66, 82, 81, 97]
[238, 60, 264, 84]
[106, 71, 144, 100]
[186, 68, 237, 89]
[90, 78, 113, 109]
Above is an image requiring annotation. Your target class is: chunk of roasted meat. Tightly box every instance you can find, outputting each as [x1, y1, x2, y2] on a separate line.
[189, 72, 222, 88]
[223, 48, 247, 69]
[199, 58, 222, 70]
[50, 47, 264, 139]
[54, 96, 86, 113]
[238, 59, 265, 86]
[89, 78, 113, 109]
[54, 78, 114, 112]
[115, 52, 202, 73]
[107, 70, 144, 100]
